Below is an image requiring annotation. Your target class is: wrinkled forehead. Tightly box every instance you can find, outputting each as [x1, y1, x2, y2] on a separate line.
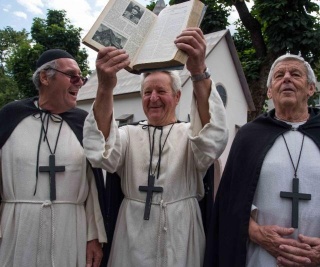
[143, 72, 171, 86]
[274, 59, 307, 73]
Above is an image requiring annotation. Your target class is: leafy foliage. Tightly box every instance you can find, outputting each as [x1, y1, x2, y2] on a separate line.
[1, 9, 90, 103]
[146, 1, 157, 10]
[31, 10, 89, 72]
[0, 27, 31, 106]
[0, 27, 30, 73]
[1, 1, 320, 115]
[169, 0, 320, 120]
[233, 20, 261, 82]
[253, 0, 320, 61]
[169, 0, 231, 33]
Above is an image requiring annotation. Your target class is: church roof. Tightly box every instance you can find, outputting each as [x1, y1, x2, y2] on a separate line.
[77, 29, 255, 111]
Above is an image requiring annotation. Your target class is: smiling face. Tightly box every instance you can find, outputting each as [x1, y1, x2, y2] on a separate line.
[142, 72, 181, 126]
[39, 58, 84, 113]
[268, 59, 315, 116]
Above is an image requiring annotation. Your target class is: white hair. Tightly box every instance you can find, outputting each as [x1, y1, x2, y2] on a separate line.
[266, 54, 316, 88]
[32, 60, 57, 90]
[140, 70, 181, 95]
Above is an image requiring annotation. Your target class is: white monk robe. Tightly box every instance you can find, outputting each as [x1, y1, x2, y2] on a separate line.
[84, 83, 228, 267]
[247, 121, 320, 266]
[0, 113, 107, 267]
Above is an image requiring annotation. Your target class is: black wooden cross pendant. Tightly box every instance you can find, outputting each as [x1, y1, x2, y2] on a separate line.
[39, 154, 65, 201]
[139, 174, 163, 220]
[280, 178, 311, 228]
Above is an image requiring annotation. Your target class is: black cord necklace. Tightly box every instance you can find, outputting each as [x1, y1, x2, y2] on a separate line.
[138, 122, 175, 220]
[147, 123, 175, 180]
[34, 107, 65, 201]
[282, 133, 304, 179]
[280, 133, 311, 228]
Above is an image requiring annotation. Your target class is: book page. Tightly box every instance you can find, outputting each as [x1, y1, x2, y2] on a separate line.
[83, 0, 157, 63]
[133, 0, 195, 66]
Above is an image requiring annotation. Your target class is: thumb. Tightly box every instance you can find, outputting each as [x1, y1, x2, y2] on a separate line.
[276, 226, 295, 236]
[86, 251, 93, 267]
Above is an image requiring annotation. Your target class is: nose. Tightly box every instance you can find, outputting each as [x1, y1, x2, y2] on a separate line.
[283, 71, 292, 81]
[150, 91, 159, 101]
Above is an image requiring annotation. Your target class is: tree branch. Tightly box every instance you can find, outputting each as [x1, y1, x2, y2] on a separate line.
[233, 1, 267, 58]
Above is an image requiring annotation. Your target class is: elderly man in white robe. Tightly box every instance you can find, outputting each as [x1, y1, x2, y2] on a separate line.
[0, 49, 107, 267]
[83, 27, 228, 267]
[208, 53, 320, 267]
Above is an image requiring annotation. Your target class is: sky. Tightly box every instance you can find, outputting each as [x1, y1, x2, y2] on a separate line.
[1, 0, 320, 69]
[0, 0, 173, 69]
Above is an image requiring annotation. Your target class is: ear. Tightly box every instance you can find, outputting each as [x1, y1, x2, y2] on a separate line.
[267, 88, 272, 99]
[39, 70, 49, 86]
[307, 83, 316, 97]
[175, 90, 181, 104]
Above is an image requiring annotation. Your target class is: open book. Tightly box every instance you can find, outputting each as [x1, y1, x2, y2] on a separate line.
[82, 0, 206, 74]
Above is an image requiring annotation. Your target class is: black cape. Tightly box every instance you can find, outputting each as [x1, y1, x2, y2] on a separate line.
[0, 97, 114, 266]
[204, 108, 320, 267]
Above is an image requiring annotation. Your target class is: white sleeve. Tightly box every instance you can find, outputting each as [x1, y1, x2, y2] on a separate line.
[83, 104, 123, 173]
[85, 164, 107, 243]
[188, 80, 229, 171]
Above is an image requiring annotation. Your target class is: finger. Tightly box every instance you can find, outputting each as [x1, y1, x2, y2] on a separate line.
[86, 246, 93, 267]
[93, 258, 101, 267]
[86, 258, 92, 267]
[280, 244, 311, 255]
[277, 254, 311, 266]
[86, 254, 93, 267]
[177, 27, 204, 39]
[299, 234, 320, 246]
[275, 226, 295, 237]
[280, 239, 311, 250]
[93, 254, 103, 267]
[175, 32, 205, 50]
[97, 49, 129, 67]
[96, 47, 118, 61]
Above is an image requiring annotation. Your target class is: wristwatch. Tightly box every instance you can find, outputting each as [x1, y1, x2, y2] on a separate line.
[190, 68, 211, 82]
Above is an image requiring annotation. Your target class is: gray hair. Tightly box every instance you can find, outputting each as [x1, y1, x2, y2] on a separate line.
[32, 60, 57, 90]
[267, 54, 316, 88]
[140, 70, 181, 95]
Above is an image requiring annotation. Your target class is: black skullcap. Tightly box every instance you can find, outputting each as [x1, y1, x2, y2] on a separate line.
[36, 49, 75, 69]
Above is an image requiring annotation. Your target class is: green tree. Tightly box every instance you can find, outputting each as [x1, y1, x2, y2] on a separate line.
[31, 10, 89, 72]
[169, 0, 230, 33]
[167, 0, 320, 119]
[146, 1, 157, 10]
[220, 0, 320, 119]
[0, 27, 31, 106]
[7, 9, 90, 100]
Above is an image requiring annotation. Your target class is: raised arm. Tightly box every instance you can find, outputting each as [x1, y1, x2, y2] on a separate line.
[175, 27, 211, 126]
[93, 47, 130, 138]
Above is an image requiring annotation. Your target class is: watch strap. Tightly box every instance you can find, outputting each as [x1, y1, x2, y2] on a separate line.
[190, 68, 211, 82]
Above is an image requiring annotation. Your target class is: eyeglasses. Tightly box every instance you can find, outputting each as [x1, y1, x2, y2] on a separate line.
[45, 67, 88, 86]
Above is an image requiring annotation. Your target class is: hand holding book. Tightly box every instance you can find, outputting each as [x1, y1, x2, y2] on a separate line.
[83, 0, 206, 74]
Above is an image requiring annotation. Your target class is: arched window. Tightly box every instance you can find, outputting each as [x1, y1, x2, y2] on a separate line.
[216, 84, 227, 107]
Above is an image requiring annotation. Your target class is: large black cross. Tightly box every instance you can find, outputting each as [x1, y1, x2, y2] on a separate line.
[139, 174, 163, 220]
[280, 177, 311, 228]
[39, 154, 65, 201]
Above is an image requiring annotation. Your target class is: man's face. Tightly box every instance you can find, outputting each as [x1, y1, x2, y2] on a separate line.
[268, 59, 315, 111]
[40, 58, 83, 113]
[131, 8, 139, 16]
[142, 72, 181, 126]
